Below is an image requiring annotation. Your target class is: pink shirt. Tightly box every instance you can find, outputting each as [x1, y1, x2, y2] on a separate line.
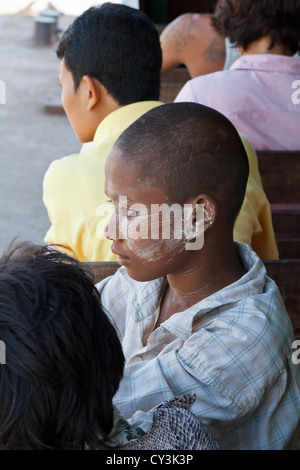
[175, 54, 300, 150]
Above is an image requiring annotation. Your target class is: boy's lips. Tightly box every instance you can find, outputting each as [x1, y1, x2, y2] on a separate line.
[111, 245, 131, 265]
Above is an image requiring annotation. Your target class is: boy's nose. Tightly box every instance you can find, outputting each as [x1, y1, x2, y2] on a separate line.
[105, 211, 125, 241]
[104, 211, 117, 241]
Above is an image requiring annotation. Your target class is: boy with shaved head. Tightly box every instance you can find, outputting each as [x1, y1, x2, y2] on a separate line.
[98, 102, 300, 450]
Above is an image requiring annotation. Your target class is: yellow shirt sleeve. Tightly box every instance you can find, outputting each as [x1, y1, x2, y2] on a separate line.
[43, 148, 118, 262]
[234, 136, 279, 260]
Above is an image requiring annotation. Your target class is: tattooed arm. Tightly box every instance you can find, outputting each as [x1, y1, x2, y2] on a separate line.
[160, 13, 225, 78]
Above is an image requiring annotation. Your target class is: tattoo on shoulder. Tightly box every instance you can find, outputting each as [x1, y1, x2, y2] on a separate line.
[202, 36, 226, 63]
[168, 18, 198, 55]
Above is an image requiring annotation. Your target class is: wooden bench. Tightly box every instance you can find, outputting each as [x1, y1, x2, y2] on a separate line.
[256, 151, 300, 204]
[160, 67, 190, 103]
[276, 238, 300, 259]
[86, 260, 300, 339]
[264, 260, 300, 339]
[257, 151, 300, 233]
[271, 205, 300, 240]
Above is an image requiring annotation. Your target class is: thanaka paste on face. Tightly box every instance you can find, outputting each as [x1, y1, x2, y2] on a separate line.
[117, 198, 207, 261]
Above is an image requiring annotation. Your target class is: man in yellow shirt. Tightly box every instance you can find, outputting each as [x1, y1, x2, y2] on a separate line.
[43, 3, 163, 261]
[43, 3, 278, 262]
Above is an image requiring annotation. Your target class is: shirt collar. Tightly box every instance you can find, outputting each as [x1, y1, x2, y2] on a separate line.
[120, 269, 166, 323]
[164, 242, 266, 339]
[93, 101, 163, 147]
[127, 242, 267, 340]
[230, 54, 300, 74]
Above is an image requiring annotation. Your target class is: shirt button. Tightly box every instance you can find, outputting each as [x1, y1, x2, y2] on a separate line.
[135, 356, 143, 362]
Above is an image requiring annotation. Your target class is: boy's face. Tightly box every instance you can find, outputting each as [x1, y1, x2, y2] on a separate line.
[104, 148, 192, 282]
[59, 59, 90, 142]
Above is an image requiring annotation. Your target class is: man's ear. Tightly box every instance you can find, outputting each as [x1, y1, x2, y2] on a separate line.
[81, 75, 102, 111]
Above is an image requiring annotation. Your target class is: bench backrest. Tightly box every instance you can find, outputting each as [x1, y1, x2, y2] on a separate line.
[265, 260, 300, 338]
[86, 260, 300, 339]
[276, 238, 300, 259]
[257, 150, 300, 204]
[257, 150, 300, 255]
[159, 68, 190, 103]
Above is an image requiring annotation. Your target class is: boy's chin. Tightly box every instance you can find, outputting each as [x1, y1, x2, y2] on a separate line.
[124, 266, 164, 283]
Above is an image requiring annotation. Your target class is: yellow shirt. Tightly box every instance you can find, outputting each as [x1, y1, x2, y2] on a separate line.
[235, 136, 279, 260]
[43, 101, 163, 261]
[43, 103, 278, 261]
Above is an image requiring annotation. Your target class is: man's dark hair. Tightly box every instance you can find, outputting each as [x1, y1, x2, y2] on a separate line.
[212, 0, 300, 54]
[56, 2, 162, 104]
[113, 102, 249, 224]
[0, 241, 124, 450]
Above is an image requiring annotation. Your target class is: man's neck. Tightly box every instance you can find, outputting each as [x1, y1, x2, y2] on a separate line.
[239, 35, 293, 57]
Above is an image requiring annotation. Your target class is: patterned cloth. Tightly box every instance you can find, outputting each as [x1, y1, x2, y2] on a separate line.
[97, 242, 300, 450]
[98, 395, 220, 450]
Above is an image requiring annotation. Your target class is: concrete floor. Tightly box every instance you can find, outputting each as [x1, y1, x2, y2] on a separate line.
[0, 13, 79, 252]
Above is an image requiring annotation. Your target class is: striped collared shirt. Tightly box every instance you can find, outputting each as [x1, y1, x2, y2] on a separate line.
[97, 242, 300, 450]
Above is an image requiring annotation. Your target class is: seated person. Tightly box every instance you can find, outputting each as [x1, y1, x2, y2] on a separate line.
[160, 7, 299, 77]
[0, 241, 219, 450]
[175, 0, 300, 150]
[160, 12, 226, 78]
[42, 3, 163, 263]
[98, 102, 300, 450]
[42, 3, 277, 262]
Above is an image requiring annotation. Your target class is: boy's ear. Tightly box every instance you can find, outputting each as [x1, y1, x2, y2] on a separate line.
[193, 194, 217, 231]
[183, 194, 217, 251]
[81, 75, 103, 111]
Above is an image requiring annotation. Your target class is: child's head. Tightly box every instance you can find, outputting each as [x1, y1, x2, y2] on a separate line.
[57, 2, 162, 104]
[105, 102, 249, 282]
[0, 241, 124, 450]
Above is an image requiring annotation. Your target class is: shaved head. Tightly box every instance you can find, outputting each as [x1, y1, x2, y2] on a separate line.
[113, 102, 249, 223]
